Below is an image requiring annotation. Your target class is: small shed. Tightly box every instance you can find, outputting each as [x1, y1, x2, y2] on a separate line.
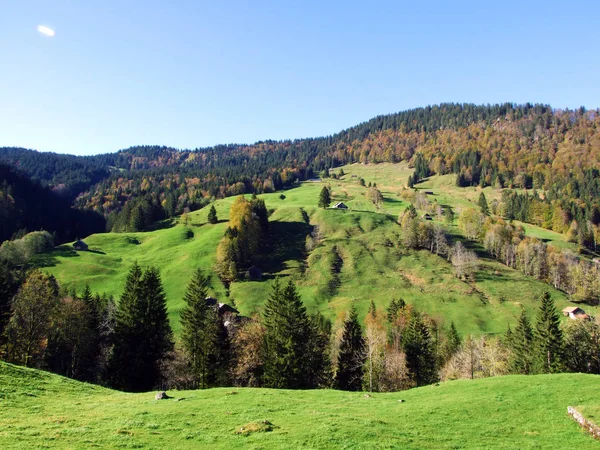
[562, 306, 585, 320]
[332, 202, 348, 210]
[73, 240, 88, 251]
[247, 265, 263, 281]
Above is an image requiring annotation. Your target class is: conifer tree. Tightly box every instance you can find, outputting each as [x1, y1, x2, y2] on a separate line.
[207, 205, 218, 224]
[318, 186, 331, 208]
[534, 292, 564, 373]
[108, 263, 173, 392]
[263, 279, 317, 388]
[335, 306, 365, 391]
[180, 269, 221, 388]
[443, 321, 461, 360]
[403, 309, 437, 386]
[387, 298, 406, 324]
[510, 308, 534, 374]
[478, 192, 490, 216]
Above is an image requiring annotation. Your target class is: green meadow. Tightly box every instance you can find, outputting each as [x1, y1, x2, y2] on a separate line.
[35, 163, 591, 336]
[1, 361, 598, 449]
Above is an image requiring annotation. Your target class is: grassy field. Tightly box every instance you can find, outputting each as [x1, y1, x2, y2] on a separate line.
[1, 361, 599, 449]
[35, 163, 592, 336]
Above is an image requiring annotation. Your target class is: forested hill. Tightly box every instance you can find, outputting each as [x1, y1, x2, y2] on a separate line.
[2, 103, 600, 237]
[0, 164, 105, 243]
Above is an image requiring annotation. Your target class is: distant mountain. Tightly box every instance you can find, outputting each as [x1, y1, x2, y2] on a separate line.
[2, 103, 600, 239]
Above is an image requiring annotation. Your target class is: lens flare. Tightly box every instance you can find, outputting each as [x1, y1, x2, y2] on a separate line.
[37, 25, 55, 37]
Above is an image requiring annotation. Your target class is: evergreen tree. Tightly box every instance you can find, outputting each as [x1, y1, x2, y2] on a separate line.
[207, 205, 218, 224]
[478, 192, 490, 216]
[387, 298, 406, 324]
[403, 309, 437, 386]
[108, 263, 173, 392]
[368, 300, 377, 317]
[335, 306, 365, 391]
[534, 292, 564, 373]
[304, 313, 332, 388]
[180, 269, 221, 388]
[318, 186, 331, 209]
[263, 279, 321, 388]
[510, 308, 534, 374]
[442, 321, 461, 360]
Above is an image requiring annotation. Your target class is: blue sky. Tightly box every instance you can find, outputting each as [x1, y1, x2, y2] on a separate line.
[1, 1, 599, 155]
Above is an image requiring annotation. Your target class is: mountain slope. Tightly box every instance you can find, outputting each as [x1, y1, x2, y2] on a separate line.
[1, 361, 598, 449]
[35, 164, 589, 336]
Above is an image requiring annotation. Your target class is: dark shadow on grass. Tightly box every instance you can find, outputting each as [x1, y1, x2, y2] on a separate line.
[151, 219, 176, 231]
[88, 249, 106, 255]
[383, 198, 403, 204]
[260, 220, 312, 275]
[193, 219, 228, 227]
[33, 245, 79, 268]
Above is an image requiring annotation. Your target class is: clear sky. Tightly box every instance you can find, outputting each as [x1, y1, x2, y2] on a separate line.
[1, 1, 599, 155]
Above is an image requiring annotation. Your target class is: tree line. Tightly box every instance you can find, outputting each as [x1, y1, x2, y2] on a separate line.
[4, 104, 600, 240]
[4, 262, 597, 393]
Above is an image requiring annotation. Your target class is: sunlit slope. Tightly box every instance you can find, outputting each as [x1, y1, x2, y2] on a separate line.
[37, 164, 589, 336]
[1, 361, 598, 449]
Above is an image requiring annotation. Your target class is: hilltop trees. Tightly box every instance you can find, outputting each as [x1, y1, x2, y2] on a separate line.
[107, 263, 173, 392]
[319, 186, 331, 208]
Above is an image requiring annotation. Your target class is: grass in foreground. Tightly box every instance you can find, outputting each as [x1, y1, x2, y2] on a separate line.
[1, 362, 598, 449]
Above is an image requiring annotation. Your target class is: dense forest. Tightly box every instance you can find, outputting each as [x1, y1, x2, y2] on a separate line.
[0, 164, 105, 243]
[2, 103, 599, 239]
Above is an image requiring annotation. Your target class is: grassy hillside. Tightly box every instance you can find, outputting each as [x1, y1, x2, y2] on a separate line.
[35, 163, 592, 336]
[1, 361, 599, 449]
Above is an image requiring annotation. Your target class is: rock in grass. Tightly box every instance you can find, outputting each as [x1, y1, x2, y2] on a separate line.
[155, 391, 171, 400]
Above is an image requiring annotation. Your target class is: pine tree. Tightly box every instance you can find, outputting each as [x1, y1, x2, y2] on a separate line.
[510, 308, 534, 374]
[403, 309, 437, 386]
[387, 298, 406, 324]
[108, 263, 173, 392]
[318, 186, 331, 208]
[443, 321, 461, 360]
[81, 283, 93, 305]
[478, 192, 490, 216]
[180, 269, 221, 388]
[368, 300, 377, 318]
[263, 279, 319, 388]
[335, 306, 365, 391]
[534, 292, 564, 373]
[207, 205, 218, 224]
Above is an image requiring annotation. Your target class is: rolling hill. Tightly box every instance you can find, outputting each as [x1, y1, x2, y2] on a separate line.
[34, 163, 592, 336]
[1, 361, 598, 449]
